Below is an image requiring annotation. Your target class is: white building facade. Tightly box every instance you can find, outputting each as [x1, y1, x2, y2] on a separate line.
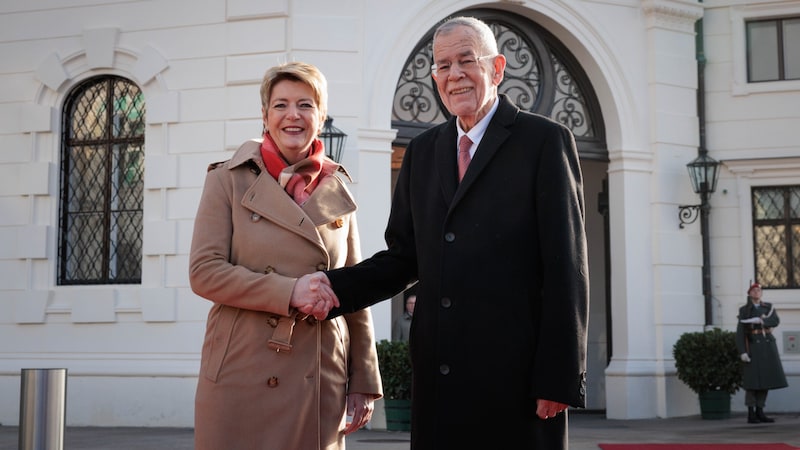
[0, 0, 798, 427]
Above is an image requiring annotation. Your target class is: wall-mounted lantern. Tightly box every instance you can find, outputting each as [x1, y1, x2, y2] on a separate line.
[320, 117, 347, 163]
[678, 151, 721, 326]
[678, 153, 720, 228]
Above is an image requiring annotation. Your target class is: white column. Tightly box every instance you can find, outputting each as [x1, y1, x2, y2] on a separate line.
[353, 127, 397, 343]
[606, 0, 704, 419]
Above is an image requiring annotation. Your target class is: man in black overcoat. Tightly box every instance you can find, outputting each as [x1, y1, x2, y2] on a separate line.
[295, 16, 589, 449]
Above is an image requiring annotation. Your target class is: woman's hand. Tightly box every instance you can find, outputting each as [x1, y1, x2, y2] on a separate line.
[290, 272, 339, 320]
[343, 393, 375, 435]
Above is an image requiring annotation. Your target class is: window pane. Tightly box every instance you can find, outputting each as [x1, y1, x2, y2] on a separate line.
[111, 211, 143, 280]
[748, 21, 780, 82]
[794, 225, 800, 286]
[785, 18, 800, 80]
[753, 188, 784, 220]
[67, 145, 107, 212]
[69, 83, 105, 140]
[64, 213, 105, 281]
[113, 144, 144, 210]
[112, 84, 145, 138]
[791, 186, 800, 219]
[752, 186, 800, 289]
[754, 225, 787, 287]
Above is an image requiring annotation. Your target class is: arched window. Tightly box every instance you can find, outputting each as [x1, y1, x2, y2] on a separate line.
[58, 75, 145, 285]
[392, 9, 606, 161]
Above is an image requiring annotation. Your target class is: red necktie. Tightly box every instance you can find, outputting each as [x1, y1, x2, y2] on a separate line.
[458, 135, 472, 181]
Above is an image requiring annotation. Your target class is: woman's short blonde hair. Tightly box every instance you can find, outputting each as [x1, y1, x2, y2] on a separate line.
[260, 62, 328, 130]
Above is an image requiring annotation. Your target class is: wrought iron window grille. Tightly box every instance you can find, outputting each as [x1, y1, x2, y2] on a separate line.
[58, 75, 145, 285]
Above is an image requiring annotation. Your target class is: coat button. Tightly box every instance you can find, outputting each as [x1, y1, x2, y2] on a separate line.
[251, 213, 261, 222]
[316, 262, 327, 271]
[264, 265, 274, 274]
[444, 232, 455, 242]
[439, 364, 450, 375]
[332, 217, 344, 228]
[440, 297, 452, 308]
[267, 376, 279, 388]
[267, 316, 279, 328]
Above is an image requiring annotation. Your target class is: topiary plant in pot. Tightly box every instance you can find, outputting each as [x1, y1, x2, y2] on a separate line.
[672, 327, 743, 419]
[376, 339, 412, 431]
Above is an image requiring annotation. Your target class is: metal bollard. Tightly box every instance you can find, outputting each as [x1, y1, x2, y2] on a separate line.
[19, 368, 67, 450]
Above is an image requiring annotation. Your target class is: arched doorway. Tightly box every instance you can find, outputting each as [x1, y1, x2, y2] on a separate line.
[389, 8, 611, 411]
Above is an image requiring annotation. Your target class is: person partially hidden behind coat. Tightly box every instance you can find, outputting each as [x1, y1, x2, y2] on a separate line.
[292, 16, 589, 450]
[188, 61, 382, 449]
[392, 287, 416, 342]
[735, 282, 788, 424]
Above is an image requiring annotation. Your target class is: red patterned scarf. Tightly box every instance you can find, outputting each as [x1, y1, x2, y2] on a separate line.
[259, 133, 336, 205]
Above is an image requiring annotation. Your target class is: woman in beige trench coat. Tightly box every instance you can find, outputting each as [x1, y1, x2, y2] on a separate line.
[189, 62, 382, 450]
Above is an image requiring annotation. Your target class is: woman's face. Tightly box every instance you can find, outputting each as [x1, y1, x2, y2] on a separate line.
[262, 79, 322, 165]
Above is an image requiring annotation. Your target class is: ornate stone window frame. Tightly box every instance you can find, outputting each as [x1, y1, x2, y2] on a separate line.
[723, 156, 800, 307]
[731, 3, 800, 96]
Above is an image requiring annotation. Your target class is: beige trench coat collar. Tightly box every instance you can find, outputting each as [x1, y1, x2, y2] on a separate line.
[225, 139, 357, 246]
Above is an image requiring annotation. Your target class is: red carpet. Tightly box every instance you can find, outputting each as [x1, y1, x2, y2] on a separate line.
[599, 445, 798, 450]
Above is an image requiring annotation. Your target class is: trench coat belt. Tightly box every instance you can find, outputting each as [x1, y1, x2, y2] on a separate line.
[268, 313, 298, 353]
[747, 327, 772, 335]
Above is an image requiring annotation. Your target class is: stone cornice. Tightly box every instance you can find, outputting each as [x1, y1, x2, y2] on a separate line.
[723, 156, 800, 175]
[643, 0, 704, 33]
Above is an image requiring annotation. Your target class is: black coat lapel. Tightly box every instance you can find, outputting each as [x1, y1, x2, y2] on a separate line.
[444, 95, 519, 205]
[461, 96, 518, 184]
[435, 118, 459, 202]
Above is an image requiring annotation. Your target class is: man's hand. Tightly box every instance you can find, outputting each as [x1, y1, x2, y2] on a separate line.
[536, 399, 569, 420]
[290, 272, 339, 320]
[740, 353, 751, 363]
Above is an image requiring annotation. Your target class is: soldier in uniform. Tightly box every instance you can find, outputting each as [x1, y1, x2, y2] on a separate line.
[735, 282, 788, 424]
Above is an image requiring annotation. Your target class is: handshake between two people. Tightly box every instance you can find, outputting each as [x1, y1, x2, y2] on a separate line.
[290, 272, 339, 320]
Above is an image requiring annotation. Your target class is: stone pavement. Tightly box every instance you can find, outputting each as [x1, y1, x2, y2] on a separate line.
[2, 411, 799, 449]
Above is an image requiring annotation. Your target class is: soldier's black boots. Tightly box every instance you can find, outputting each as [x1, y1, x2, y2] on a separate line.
[747, 407, 759, 423]
[756, 407, 775, 423]
[748, 407, 775, 423]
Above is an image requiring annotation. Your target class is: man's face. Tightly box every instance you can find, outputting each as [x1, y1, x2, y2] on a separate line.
[431, 25, 505, 130]
[406, 295, 416, 314]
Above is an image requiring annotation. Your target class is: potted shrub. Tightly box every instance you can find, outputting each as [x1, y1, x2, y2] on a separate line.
[376, 339, 412, 431]
[672, 327, 743, 419]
